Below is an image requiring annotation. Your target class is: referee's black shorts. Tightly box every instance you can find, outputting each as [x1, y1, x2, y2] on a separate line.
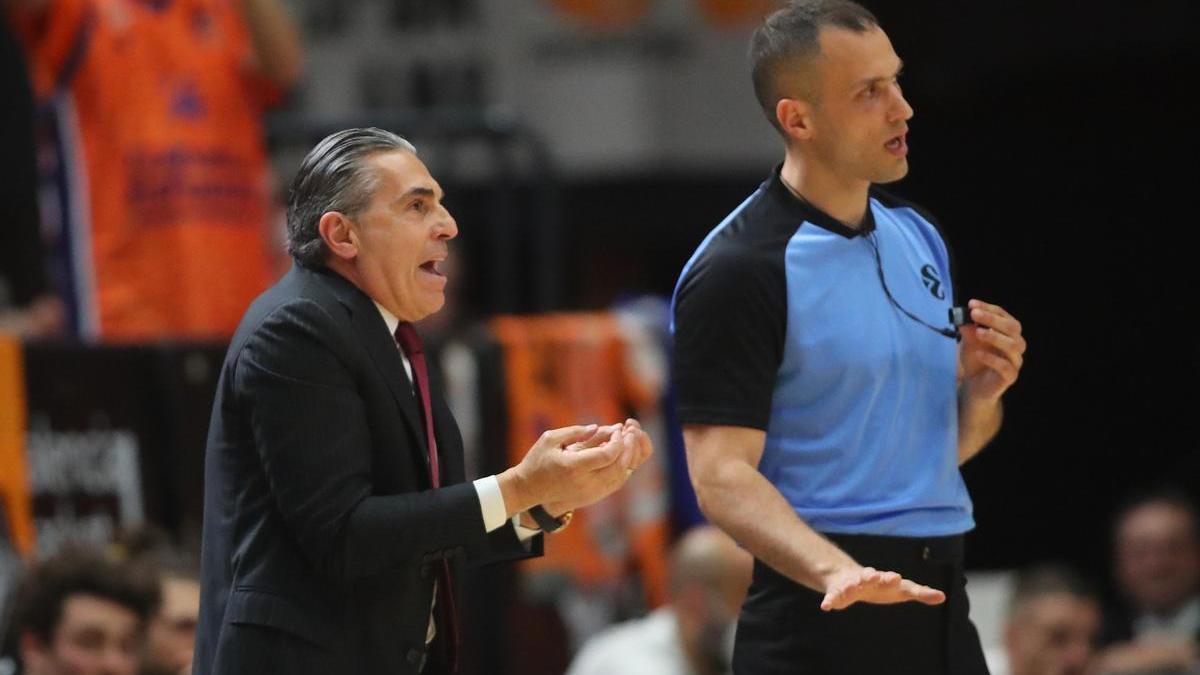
[732, 533, 990, 675]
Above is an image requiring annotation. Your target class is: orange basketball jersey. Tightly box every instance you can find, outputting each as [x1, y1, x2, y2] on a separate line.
[13, 0, 279, 340]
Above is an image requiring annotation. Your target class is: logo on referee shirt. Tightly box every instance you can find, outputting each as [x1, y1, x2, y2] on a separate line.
[920, 265, 945, 300]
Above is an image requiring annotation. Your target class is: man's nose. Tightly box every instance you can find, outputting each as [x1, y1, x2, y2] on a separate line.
[890, 87, 914, 124]
[436, 207, 458, 240]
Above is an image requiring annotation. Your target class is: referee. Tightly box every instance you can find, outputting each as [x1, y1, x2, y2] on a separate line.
[671, 2, 1026, 673]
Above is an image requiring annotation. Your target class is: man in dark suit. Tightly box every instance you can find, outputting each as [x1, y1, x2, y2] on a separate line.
[193, 128, 653, 675]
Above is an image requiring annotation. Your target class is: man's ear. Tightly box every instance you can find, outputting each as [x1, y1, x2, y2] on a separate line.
[318, 211, 359, 261]
[776, 97, 815, 144]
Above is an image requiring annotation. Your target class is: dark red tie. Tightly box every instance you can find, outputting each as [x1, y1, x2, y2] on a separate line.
[394, 323, 440, 484]
[394, 322, 460, 673]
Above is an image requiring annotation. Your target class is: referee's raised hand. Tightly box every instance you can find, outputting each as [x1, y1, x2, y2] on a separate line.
[819, 565, 946, 611]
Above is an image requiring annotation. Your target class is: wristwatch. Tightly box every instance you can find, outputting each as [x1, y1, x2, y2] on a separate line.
[528, 505, 573, 533]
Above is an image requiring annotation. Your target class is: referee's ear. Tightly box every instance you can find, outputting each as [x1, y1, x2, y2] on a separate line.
[776, 97, 815, 144]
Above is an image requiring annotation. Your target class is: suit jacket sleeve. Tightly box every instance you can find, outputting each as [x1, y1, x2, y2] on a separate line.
[233, 298, 530, 583]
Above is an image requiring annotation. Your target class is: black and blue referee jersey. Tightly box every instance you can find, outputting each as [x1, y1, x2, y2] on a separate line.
[671, 166, 973, 537]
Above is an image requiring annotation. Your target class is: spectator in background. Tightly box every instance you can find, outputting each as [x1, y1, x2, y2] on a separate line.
[7, 546, 160, 675]
[138, 558, 198, 675]
[5, 0, 302, 342]
[986, 564, 1101, 675]
[566, 525, 752, 675]
[112, 527, 200, 675]
[1093, 488, 1200, 675]
[0, 16, 62, 339]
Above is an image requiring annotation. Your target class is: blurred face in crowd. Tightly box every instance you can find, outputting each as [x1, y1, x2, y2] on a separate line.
[1115, 501, 1200, 616]
[20, 594, 142, 675]
[783, 25, 914, 188]
[670, 528, 753, 675]
[1005, 592, 1100, 675]
[328, 149, 458, 322]
[141, 576, 200, 675]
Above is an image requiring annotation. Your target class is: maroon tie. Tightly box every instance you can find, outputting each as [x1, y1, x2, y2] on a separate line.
[394, 323, 440, 484]
[394, 322, 460, 673]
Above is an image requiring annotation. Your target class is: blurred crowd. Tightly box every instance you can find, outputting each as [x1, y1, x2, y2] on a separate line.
[1, 486, 1195, 675]
[984, 488, 1200, 675]
[1, 525, 200, 675]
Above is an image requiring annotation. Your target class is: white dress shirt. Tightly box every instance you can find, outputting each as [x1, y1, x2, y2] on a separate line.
[1133, 596, 1200, 642]
[565, 608, 693, 675]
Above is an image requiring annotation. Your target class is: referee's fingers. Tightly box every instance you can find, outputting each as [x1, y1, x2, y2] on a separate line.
[901, 580, 946, 606]
[819, 590, 841, 611]
[968, 298, 1007, 316]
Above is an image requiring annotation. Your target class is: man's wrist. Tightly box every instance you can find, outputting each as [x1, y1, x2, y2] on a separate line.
[959, 387, 1002, 413]
[497, 467, 535, 517]
[816, 561, 859, 587]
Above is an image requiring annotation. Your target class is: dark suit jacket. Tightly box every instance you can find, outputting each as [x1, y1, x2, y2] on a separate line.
[193, 265, 539, 675]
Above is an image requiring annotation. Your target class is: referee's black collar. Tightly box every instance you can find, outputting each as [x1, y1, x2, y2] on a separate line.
[766, 165, 876, 239]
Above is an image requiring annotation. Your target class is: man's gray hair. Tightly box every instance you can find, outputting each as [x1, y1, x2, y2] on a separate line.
[286, 127, 417, 268]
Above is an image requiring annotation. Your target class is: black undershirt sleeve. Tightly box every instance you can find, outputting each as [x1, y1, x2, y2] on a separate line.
[672, 245, 787, 431]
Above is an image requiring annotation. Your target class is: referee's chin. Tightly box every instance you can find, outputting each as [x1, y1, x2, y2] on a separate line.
[873, 161, 910, 185]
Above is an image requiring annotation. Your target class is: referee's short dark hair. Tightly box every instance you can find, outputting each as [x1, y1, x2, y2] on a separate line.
[749, 0, 879, 134]
[7, 545, 161, 643]
[286, 128, 417, 269]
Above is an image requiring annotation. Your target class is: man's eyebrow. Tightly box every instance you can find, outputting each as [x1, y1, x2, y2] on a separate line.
[395, 186, 438, 203]
[402, 186, 436, 199]
[851, 60, 904, 90]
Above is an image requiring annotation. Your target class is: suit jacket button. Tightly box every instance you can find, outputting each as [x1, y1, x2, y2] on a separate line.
[406, 648, 422, 665]
[420, 565, 431, 579]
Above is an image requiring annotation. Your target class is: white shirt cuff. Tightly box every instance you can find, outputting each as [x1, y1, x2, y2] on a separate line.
[473, 475, 542, 541]
[473, 475, 509, 533]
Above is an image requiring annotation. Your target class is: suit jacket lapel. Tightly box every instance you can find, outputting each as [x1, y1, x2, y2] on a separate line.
[312, 268, 431, 475]
[428, 372, 464, 485]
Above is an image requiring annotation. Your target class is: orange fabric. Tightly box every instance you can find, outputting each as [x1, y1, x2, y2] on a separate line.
[14, 0, 278, 341]
[695, 0, 779, 29]
[490, 314, 668, 608]
[0, 335, 36, 556]
[547, 0, 653, 29]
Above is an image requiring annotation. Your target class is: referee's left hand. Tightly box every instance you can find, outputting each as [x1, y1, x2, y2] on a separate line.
[958, 299, 1025, 403]
[820, 566, 946, 611]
